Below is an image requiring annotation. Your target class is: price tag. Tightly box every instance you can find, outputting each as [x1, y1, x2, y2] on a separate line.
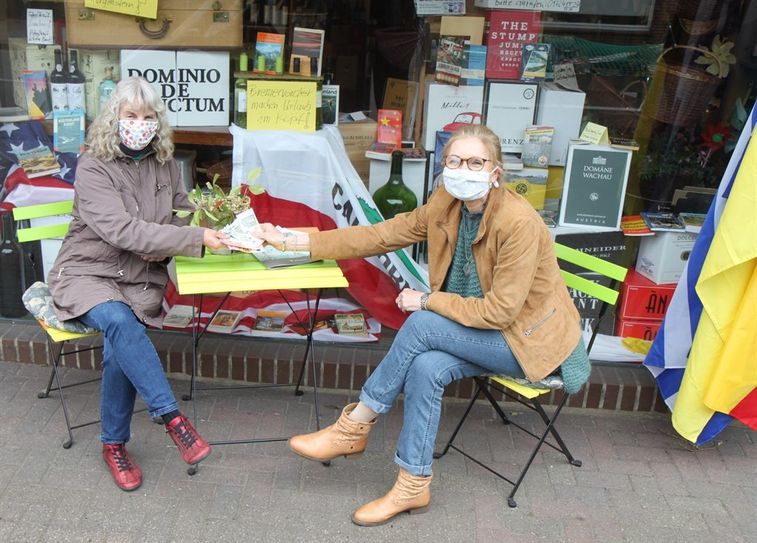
[580, 122, 610, 145]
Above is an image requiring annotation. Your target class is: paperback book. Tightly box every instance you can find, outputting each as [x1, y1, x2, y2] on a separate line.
[162, 304, 195, 329]
[521, 126, 554, 168]
[620, 215, 653, 236]
[22, 70, 51, 119]
[678, 212, 706, 233]
[53, 110, 85, 155]
[461, 44, 487, 86]
[14, 145, 60, 178]
[520, 43, 550, 81]
[435, 36, 465, 85]
[640, 212, 685, 232]
[254, 310, 288, 332]
[334, 313, 368, 336]
[254, 32, 285, 74]
[376, 109, 402, 148]
[485, 10, 541, 80]
[289, 27, 325, 76]
[322, 84, 339, 125]
[207, 310, 242, 334]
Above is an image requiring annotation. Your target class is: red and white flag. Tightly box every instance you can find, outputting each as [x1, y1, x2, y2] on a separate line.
[230, 125, 429, 330]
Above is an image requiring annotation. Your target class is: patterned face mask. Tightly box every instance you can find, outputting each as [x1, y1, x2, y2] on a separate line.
[118, 119, 159, 151]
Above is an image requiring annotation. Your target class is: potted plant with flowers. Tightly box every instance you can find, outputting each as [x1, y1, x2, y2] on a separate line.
[175, 167, 264, 229]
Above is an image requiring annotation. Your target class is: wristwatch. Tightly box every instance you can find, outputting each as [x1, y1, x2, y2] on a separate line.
[419, 293, 430, 311]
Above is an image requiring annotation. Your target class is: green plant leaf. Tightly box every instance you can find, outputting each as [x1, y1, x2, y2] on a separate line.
[248, 184, 266, 195]
[174, 210, 191, 218]
[705, 63, 720, 76]
[247, 167, 262, 182]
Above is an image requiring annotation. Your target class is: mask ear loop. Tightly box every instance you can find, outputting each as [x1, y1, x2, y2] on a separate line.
[490, 166, 502, 188]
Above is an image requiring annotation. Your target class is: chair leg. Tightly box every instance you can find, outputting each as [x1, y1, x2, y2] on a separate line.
[479, 378, 512, 426]
[47, 340, 76, 449]
[505, 393, 574, 508]
[532, 394, 581, 467]
[434, 379, 484, 459]
[37, 364, 57, 399]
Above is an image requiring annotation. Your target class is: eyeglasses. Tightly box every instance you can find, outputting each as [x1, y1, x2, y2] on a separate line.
[443, 155, 492, 171]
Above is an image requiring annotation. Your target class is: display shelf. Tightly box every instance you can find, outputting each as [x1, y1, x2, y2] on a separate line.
[42, 120, 233, 147]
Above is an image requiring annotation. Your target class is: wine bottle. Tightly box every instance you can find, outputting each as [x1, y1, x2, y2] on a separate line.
[373, 151, 418, 220]
[98, 66, 117, 115]
[234, 52, 249, 128]
[50, 49, 68, 112]
[0, 212, 27, 318]
[67, 50, 86, 114]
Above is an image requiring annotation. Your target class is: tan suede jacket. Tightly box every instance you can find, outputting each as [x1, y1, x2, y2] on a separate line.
[310, 185, 582, 381]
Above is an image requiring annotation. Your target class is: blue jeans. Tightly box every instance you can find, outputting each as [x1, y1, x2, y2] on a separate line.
[359, 311, 524, 477]
[79, 301, 178, 444]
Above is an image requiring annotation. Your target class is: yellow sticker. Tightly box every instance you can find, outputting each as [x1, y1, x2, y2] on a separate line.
[84, 0, 158, 19]
[246, 80, 316, 133]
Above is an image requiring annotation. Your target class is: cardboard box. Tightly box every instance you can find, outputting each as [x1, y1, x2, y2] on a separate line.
[368, 155, 428, 208]
[618, 269, 677, 321]
[636, 231, 697, 285]
[338, 119, 377, 184]
[70, 48, 120, 120]
[536, 82, 586, 166]
[615, 317, 662, 341]
[8, 38, 60, 109]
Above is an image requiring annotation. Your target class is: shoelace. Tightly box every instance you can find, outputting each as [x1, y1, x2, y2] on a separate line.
[108, 446, 134, 473]
[171, 419, 197, 449]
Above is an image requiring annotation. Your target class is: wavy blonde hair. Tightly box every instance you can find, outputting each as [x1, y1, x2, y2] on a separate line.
[441, 124, 503, 170]
[86, 76, 174, 164]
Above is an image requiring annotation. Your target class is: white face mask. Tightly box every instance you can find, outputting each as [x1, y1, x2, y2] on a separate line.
[442, 167, 495, 201]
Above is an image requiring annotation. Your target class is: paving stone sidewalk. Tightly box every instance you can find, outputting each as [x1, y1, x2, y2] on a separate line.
[1, 360, 755, 543]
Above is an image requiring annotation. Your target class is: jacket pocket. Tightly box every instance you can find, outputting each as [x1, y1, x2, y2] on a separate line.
[523, 308, 556, 337]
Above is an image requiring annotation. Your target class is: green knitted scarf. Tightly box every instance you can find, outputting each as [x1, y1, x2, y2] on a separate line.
[443, 206, 484, 298]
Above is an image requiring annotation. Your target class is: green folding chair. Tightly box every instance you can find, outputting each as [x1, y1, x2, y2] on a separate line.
[434, 242, 628, 508]
[13, 200, 104, 448]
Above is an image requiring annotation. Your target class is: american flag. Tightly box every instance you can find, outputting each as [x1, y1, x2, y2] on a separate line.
[0, 120, 76, 205]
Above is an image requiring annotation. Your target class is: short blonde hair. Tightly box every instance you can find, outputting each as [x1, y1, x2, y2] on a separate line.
[86, 76, 174, 164]
[441, 124, 502, 170]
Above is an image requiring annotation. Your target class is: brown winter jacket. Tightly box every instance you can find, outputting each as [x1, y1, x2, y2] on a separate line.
[309, 185, 582, 381]
[48, 150, 204, 327]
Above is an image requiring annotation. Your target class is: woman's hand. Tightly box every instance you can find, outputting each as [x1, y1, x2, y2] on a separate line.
[395, 288, 424, 313]
[256, 223, 286, 250]
[202, 228, 229, 250]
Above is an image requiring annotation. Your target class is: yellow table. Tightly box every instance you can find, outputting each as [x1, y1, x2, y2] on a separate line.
[173, 252, 348, 462]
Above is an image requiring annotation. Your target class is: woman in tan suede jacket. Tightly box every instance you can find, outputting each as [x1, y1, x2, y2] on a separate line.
[256, 124, 590, 526]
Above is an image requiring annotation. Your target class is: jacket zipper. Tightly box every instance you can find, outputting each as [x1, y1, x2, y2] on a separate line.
[524, 308, 556, 336]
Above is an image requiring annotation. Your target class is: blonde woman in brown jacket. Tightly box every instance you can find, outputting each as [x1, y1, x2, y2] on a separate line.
[48, 77, 227, 491]
[255, 124, 590, 526]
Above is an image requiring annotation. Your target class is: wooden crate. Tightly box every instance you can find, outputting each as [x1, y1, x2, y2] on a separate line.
[64, 0, 243, 49]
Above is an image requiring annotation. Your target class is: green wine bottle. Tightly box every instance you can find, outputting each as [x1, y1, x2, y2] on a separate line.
[373, 151, 417, 220]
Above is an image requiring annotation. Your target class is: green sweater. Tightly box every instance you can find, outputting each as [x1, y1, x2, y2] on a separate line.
[443, 206, 590, 394]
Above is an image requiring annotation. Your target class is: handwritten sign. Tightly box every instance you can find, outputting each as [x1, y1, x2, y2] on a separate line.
[27, 9, 54, 45]
[84, 0, 158, 19]
[580, 122, 610, 145]
[473, 0, 581, 12]
[246, 81, 317, 132]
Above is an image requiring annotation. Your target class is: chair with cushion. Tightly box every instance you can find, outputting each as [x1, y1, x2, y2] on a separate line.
[434, 242, 628, 508]
[13, 201, 103, 448]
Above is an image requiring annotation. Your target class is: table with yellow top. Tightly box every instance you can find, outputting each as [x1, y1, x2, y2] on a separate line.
[172, 252, 348, 461]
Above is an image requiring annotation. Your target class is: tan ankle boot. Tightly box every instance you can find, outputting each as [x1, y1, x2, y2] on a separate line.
[351, 469, 432, 526]
[288, 403, 375, 462]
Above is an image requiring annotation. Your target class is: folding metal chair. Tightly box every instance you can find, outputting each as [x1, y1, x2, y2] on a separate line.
[434, 242, 628, 508]
[12, 201, 139, 449]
